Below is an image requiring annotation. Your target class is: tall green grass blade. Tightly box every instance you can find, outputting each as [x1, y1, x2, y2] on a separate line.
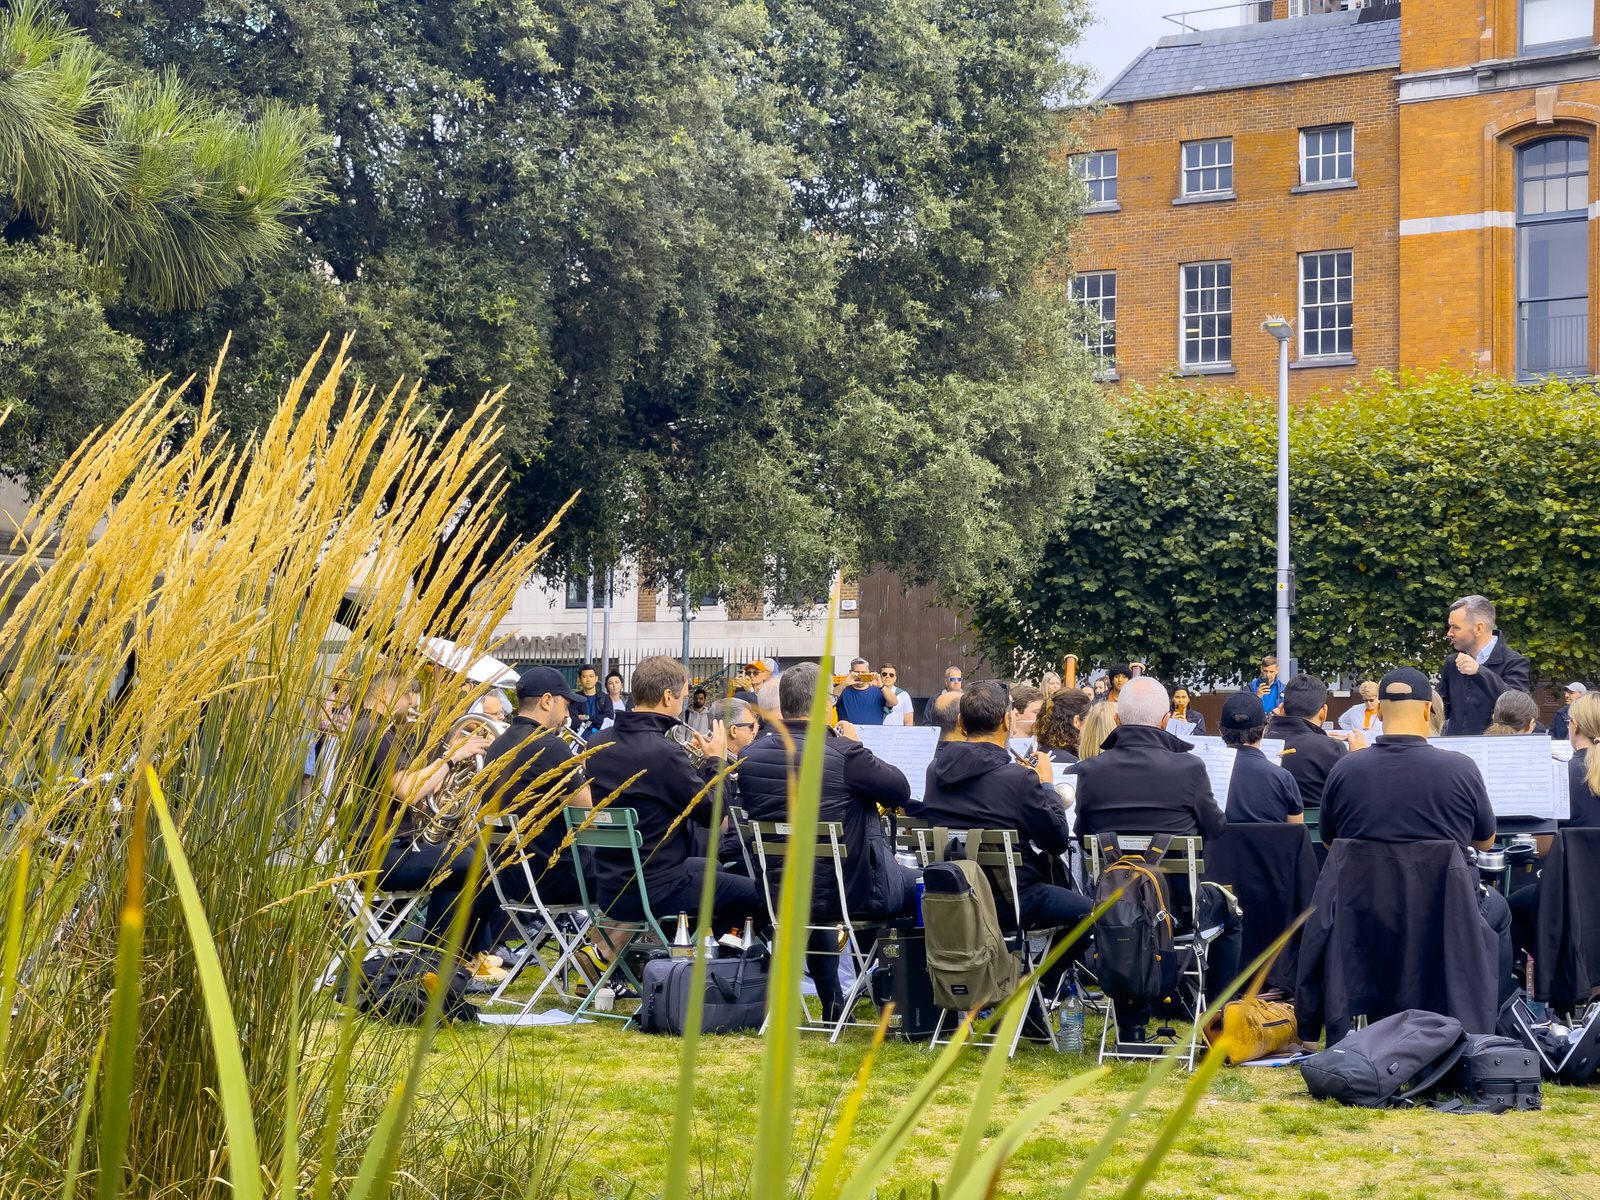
[835, 1019, 976, 1200]
[810, 1010, 892, 1200]
[751, 578, 841, 1198]
[943, 895, 1112, 1191]
[279, 929, 303, 1200]
[63, 1031, 106, 1200]
[97, 775, 148, 1200]
[144, 765, 264, 1200]
[345, 834, 487, 1200]
[662, 767, 729, 1200]
[945, 1067, 1111, 1200]
[0, 839, 31, 1065]
[311, 987, 364, 1200]
[1114, 1040, 1228, 1200]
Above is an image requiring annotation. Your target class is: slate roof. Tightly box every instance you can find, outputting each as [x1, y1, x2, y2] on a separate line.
[1097, 7, 1400, 104]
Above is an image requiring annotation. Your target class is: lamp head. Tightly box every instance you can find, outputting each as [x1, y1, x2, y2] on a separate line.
[1261, 315, 1294, 344]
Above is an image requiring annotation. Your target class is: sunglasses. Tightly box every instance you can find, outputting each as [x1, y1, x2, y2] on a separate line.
[730, 721, 757, 730]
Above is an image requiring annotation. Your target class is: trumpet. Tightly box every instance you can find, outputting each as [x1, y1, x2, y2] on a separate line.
[415, 711, 505, 845]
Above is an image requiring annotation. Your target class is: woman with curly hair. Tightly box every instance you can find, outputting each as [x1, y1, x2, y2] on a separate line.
[1036, 688, 1092, 764]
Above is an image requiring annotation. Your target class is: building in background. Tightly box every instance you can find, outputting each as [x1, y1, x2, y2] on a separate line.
[1073, 0, 1600, 389]
[490, 565, 860, 686]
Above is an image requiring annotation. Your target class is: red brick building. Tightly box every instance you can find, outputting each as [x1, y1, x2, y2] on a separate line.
[1073, 0, 1600, 390]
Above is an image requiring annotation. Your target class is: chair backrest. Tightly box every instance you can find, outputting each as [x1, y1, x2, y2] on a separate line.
[1084, 833, 1204, 894]
[562, 806, 660, 932]
[897, 816, 951, 866]
[750, 819, 853, 926]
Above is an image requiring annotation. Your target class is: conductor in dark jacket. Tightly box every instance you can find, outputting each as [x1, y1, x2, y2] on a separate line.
[1074, 676, 1242, 1035]
[918, 680, 1092, 981]
[1440, 594, 1532, 735]
[738, 662, 917, 1019]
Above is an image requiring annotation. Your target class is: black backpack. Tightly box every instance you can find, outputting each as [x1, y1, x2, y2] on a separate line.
[343, 951, 480, 1024]
[1085, 834, 1181, 1004]
[1300, 1010, 1466, 1107]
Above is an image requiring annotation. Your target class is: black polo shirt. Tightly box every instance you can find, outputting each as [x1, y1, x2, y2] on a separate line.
[1320, 734, 1495, 849]
[342, 713, 423, 850]
[482, 715, 585, 860]
[1226, 745, 1303, 824]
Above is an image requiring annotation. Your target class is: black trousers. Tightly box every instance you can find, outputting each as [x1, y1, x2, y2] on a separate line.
[1017, 883, 1097, 994]
[804, 865, 921, 1020]
[377, 841, 500, 955]
[1480, 884, 1516, 1008]
[608, 857, 766, 934]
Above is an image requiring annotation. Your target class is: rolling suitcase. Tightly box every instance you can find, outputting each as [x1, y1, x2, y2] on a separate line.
[874, 928, 941, 1041]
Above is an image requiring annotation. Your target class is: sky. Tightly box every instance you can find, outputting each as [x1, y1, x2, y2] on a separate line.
[1074, 0, 1230, 95]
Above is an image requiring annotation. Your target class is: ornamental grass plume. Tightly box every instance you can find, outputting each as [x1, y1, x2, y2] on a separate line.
[0, 337, 561, 1197]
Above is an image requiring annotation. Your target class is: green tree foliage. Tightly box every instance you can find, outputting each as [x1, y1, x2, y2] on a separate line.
[974, 372, 1600, 684]
[58, 0, 1104, 605]
[0, 0, 323, 312]
[0, 236, 142, 483]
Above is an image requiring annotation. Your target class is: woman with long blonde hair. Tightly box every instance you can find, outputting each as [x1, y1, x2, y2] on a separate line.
[1079, 699, 1118, 760]
[1565, 692, 1600, 827]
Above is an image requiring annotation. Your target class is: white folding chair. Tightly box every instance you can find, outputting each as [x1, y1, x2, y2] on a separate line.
[481, 812, 591, 1011]
[1084, 833, 1219, 1070]
[928, 828, 1060, 1058]
[749, 819, 889, 1040]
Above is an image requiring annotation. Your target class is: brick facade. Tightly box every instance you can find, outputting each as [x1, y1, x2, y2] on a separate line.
[1074, 68, 1400, 397]
[1077, 0, 1600, 391]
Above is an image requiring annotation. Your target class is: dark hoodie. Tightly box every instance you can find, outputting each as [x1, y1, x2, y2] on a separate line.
[917, 740, 1072, 892]
[1073, 724, 1225, 847]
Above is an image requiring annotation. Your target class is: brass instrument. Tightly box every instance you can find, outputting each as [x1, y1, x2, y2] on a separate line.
[415, 711, 505, 845]
[665, 722, 709, 769]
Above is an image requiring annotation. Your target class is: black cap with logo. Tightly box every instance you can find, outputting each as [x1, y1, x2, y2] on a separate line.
[516, 665, 585, 704]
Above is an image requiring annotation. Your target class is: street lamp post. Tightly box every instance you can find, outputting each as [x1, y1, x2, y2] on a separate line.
[1261, 316, 1294, 675]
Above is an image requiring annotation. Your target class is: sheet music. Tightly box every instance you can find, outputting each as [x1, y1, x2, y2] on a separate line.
[1185, 737, 1290, 811]
[855, 726, 941, 803]
[1554, 759, 1572, 821]
[1430, 735, 1561, 820]
[1166, 718, 1196, 739]
[1185, 737, 1237, 808]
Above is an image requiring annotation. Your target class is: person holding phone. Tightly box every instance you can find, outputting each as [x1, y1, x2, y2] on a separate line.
[832, 656, 898, 726]
[1243, 655, 1283, 716]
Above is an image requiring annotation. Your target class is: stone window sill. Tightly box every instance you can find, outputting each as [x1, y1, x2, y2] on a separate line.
[1083, 201, 1122, 214]
[1176, 363, 1237, 376]
[1291, 354, 1358, 370]
[1173, 191, 1236, 206]
[1289, 180, 1358, 195]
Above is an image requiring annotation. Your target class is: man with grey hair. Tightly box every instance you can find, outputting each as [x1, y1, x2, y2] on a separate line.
[1440, 594, 1531, 736]
[1073, 675, 1239, 1042]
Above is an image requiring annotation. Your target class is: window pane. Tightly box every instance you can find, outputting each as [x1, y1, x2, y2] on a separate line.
[1520, 297, 1588, 374]
[1520, 220, 1588, 300]
[1299, 251, 1354, 358]
[1524, 0, 1593, 47]
[1182, 262, 1232, 364]
[1072, 271, 1116, 360]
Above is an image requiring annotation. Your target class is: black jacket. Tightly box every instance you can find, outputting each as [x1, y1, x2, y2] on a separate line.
[917, 740, 1072, 894]
[1550, 706, 1572, 741]
[736, 721, 912, 919]
[1295, 838, 1498, 1042]
[1439, 635, 1532, 736]
[481, 716, 584, 862]
[1206, 822, 1319, 993]
[582, 710, 717, 905]
[1265, 715, 1347, 810]
[1535, 827, 1600, 1012]
[1566, 749, 1600, 828]
[1073, 724, 1225, 847]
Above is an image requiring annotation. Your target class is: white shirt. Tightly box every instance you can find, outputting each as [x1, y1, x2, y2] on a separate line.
[1337, 703, 1382, 737]
[887, 690, 913, 724]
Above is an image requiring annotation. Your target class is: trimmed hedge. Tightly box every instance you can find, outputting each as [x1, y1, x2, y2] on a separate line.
[975, 370, 1600, 685]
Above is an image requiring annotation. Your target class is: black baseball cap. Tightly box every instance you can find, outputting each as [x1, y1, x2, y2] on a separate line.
[1378, 667, 1432, 703]
[1220, 691, 1266, 731]
[516, 665, 585, 704]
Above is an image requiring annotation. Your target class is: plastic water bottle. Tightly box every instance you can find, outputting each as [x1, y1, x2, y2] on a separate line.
[1058, 981, 1085, 1053]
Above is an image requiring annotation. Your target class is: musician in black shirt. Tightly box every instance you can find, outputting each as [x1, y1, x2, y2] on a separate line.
[342, 669, 495, 951]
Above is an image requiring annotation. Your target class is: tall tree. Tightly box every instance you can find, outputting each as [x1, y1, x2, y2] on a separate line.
[50, 0, 1105, 608]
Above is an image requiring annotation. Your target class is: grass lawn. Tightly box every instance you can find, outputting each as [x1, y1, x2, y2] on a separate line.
[421, 1006, 1600, 1200]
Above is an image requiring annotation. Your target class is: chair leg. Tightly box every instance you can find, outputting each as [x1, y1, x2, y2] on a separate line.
[827, 934, 884, 1044]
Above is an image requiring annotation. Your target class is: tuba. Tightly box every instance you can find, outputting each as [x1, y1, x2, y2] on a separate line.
[415, 711, 505, 845]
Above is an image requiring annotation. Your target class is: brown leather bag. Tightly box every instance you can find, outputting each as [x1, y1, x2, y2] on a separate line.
[1203, 991, 1298, 1065]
